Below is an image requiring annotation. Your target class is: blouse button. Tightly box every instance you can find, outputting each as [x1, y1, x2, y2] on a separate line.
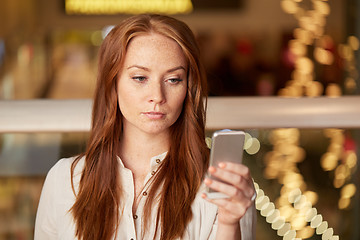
[133, 215, 138, 219]
[155, 158, 161, 164]
[143, 191, 148, 196]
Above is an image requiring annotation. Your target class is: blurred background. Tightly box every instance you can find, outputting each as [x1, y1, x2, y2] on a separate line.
[0, 0, 359, 239]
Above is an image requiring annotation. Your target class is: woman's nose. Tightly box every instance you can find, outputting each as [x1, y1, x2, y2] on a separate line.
[149, 82, 166, 104]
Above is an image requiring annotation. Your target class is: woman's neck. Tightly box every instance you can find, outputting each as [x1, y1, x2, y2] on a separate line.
[119, 128, 170, 173]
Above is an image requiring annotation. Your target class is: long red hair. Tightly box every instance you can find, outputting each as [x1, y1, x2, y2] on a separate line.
[70, 14, 209, 240]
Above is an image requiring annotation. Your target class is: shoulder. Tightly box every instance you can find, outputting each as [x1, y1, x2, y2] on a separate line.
[47, 156, 84, 179]
[35, 157, 84, 238]
[44, 156, 85, 197]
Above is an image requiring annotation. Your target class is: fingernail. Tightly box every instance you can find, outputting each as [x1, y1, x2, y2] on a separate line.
[218, 162, 226, 168]
[204, 178, 212, 185]
[208, 166, 216, 173]
[201, 193, 207, 199]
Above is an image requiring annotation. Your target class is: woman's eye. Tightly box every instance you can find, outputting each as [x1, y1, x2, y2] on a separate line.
[168, 78, 183, 84]
[132, 76, 147, 82]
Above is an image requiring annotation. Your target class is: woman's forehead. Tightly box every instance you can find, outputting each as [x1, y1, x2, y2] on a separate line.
[123, 33, 187, 71]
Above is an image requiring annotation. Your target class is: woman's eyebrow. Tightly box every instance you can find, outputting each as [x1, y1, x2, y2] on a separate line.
[127, 65, 150, 71]
[166, 66, 186, 73]
[126, 65, 186, 73]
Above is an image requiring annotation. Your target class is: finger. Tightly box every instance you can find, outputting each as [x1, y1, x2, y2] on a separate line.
[208, 167, 255, 198]
[204, 177, 248, 200]
[217, 162, 255, 196]
[218, 162, 251, 178]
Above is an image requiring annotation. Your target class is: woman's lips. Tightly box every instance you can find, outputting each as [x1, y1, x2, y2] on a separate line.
[143, 111, 165, 120]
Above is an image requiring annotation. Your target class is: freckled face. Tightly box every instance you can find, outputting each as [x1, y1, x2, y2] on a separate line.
[117, 33, 188, 137]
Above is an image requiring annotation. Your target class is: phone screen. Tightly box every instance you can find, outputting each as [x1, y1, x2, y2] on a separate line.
[206, 129, 245, 199]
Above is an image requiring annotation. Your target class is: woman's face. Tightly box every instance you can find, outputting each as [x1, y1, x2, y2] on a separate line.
[117, 33, 188, 137]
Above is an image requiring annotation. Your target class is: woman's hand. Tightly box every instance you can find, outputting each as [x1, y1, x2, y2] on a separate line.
[202, 162, 256, 226]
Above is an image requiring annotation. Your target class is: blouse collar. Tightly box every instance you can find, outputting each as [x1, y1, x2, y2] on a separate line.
[117, 152, 168, 170]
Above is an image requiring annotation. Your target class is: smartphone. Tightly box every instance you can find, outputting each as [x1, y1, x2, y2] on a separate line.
[206, 129, 245, 199]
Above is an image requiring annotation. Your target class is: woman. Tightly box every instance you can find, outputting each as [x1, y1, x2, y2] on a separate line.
[35, 14, 256, 240]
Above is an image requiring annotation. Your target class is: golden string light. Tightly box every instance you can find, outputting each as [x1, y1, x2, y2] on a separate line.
[318, 32, 359, 212]
[255, 182, 297, 240]
[254, 183, 340, 239]
[339, 36, 359, 94]
[320, 128, 358, 209]
[263, 128, 325, 239]
[319, 35, 359, 210]
[244, 132, 261, 155]
[279, 0, 333, 98]
[263, 0, 359, 239]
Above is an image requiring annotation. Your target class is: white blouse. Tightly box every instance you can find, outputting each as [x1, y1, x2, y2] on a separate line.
[34, 153, 256, 240]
